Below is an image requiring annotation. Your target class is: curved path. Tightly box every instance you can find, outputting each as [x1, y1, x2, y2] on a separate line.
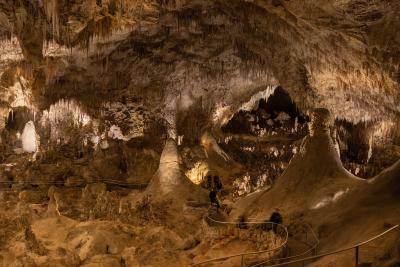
[190, 212, 290, 266]
[257, 224, 399, 267]
[251, 224, 319, 267]
[192, 212, 398, 267]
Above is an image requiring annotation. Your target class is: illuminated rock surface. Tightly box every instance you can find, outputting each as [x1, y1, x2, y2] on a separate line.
[0, 0, 399, 266]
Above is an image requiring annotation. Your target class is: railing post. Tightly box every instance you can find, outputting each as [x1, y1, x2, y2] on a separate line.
[355, 246, 359, 267]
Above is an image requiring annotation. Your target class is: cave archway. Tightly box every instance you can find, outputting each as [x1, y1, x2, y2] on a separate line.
[222, 86, 307, 134]
[220, 86, 308, 196]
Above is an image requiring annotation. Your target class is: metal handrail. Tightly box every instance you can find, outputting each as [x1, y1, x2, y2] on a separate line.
[251, 223, 320, 267]
[190, 214, 289, 266]
[261, 224, 399, 267]
[0, 179, 149, 188]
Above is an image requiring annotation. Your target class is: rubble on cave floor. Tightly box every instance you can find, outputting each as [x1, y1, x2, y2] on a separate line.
[0, 177, 289, 267]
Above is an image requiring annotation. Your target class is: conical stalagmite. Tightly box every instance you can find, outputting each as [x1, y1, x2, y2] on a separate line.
[231, 108, 366, 220]
[145, 139, 208, 204]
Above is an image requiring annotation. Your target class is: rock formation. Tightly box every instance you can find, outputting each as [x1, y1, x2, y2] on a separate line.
[0, 0, 399, 266]
[231, 108, 365, 219]
[145, 139, 208, 204]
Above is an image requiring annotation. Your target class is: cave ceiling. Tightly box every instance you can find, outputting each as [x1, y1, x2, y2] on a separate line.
[0, 0, 399, 133]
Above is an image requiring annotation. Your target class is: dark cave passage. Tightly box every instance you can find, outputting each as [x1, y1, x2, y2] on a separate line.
[258, 86, 306, 122]
[219, 86, 308, 196]
[222, 86, 307, 135]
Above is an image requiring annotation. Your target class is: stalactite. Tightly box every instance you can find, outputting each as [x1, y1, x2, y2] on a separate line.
[41, 99, 91, 131]
[44, 0, 60, 39]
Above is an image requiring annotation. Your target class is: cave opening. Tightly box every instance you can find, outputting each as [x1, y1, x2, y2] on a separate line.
[222, 86, 308, 135]
[219, 86, 308, 196]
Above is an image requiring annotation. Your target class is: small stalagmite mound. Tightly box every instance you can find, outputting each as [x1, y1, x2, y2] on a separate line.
[145, 139, 208, 205]
[231, 108, 366, 220]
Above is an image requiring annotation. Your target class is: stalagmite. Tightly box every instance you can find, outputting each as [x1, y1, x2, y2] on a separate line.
[21, 121, 38, 153]
[231, 108, 365, 220]
[145, 139, 207, 204]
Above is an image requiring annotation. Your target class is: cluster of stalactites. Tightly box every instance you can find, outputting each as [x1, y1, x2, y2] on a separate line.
[41, 98, 91, 128]
[41, 0, 156, 50]
[239, 85, 277, 112]
[335, 117, 397, 145]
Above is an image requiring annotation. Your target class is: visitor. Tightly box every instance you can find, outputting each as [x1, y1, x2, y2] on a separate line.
[206, 175, 212, 189]
[205, 174, 222, 191]
[214, 175, 223, 192]
[209, 188, 220, 210]
[237, 215, 247, 229]
[207, 174, 223, 209]
[269, 209, 283, 233]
